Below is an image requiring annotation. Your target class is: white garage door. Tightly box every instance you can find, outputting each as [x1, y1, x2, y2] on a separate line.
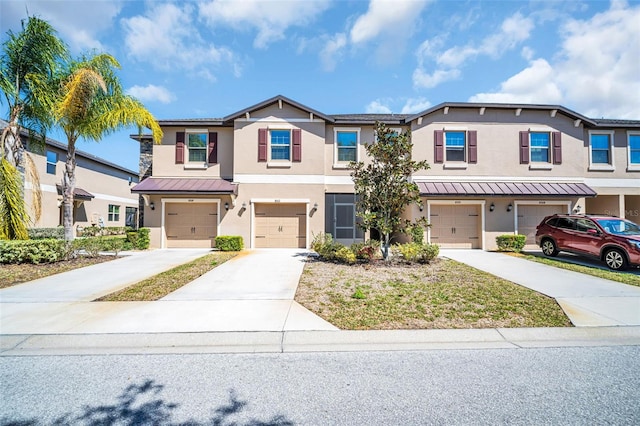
[165, 202, 218, 248]
[517, 204, 567, 244]
[429, 204, 481, 249]
[255, 203, 306, 248]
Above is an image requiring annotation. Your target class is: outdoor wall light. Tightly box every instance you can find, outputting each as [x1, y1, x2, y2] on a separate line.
[574, 205, 582, 213]
[419, 203, 424, 212]
[224, 202, 229, 211]
[489, 202, 495, 212]
[149, 202, 155, 210]
[507, 203, 513, 212]
[242, 202, 247, 210]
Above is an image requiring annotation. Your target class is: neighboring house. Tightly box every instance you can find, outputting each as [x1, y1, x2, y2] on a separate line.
[131, 95, 640, 250]
[1, 119, 139, 234]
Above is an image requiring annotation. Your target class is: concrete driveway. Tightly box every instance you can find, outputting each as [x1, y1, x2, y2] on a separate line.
[0, 249, 337, 334]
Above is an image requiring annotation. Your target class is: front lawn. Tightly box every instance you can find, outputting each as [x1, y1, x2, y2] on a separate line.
[295, 258, 572, 330]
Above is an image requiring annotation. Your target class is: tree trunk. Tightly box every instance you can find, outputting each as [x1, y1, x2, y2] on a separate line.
[2, 108, 23, 168]
[62, 137, 77, 241]
[382, 232, 390, 261]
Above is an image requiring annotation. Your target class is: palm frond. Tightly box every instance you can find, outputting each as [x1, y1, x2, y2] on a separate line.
[57, 68, 107, 123]
[0, 158, 29, 240]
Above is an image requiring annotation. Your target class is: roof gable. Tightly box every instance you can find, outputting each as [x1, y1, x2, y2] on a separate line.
[222, 94, 335, 123]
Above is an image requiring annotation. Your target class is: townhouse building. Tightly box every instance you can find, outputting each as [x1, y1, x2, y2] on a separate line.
[131, 95, 640, 250]
[1, 119, 140, 233]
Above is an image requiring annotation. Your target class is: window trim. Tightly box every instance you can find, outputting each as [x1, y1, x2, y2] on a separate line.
[185, 129, 208, 165]
[627, 131, 640, 171]
[529, 131, 551, 163]
[588, 130, 615, 171]
[108, 204, 120, 222]
[334, 127, 360, 168]
[444, 130, 466, 164]
[46, 150, 57, 175]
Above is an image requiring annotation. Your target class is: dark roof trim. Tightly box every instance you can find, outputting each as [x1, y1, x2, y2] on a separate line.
[417, 181, 597, 197]
[131, 177, 238, 195]
[222, 94, 335, 123]
[331, 114, 411, 125]
[156, 119, 226, 126]
[55, 185, 95, 200]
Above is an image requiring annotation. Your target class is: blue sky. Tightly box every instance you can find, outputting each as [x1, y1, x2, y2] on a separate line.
[2, 0, 639, 172]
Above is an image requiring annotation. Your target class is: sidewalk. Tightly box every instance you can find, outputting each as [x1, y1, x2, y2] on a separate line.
[440, 249, 640, 327]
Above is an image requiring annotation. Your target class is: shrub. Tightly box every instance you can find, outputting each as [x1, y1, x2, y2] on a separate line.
[136, 228, 150, 250]
[100, 236, 129, 256]
[78, 226, 101, 237]
[74, 237, 104, 257]
[496, 234, 526, 252]
[215, 235, 244, 251]
[393, 242, 440, 264]
[350, 240, 378, 262]
[335, 246, 356, 264]
[126, 231, 139, 248]
[27, 227, 64, 240]
[311, 233, 344, 261]
[0, 239, 66, 264]
[409, 224, 424, 244]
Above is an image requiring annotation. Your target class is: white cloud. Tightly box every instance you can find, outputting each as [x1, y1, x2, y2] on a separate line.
[319, 33, 348, 72]
[414, 12, 534, 89]
[126, 85, 175, 104]
[365, 100, 393, 114]
[122, 3, 239, 80]
[401, 97, 431, 114]
[470, 1, 640, 118]
[198, 0, 331, 49]
[0, 0, 123, 52]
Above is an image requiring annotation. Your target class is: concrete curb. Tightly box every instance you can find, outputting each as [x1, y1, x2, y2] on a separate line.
[2, 326, 639, 356]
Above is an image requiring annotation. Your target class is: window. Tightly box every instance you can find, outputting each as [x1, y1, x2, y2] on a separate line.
[589, 132, 613, 167]
[125, 207, 137, 228]
[325, 193, 364, 243]
[445, 131, 465, 162]
[530, 132, 550, 162]
[108, 204, 120, 222]
[187, 132, 207, 162]
[270, 129, 291, 161]
[334, 129, 359, 166]
[628, 133, 640, 168]
[46, 150, 57, 174]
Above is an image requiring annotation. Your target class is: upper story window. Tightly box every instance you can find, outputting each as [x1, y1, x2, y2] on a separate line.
[628, 132, 640, 170]
[46, 150, 57, 174]
[187, 132, 207, 162]
[175, 130, 218, 167]
[334, 128, 360, 167]
[589, 131, 614, 170]
[270, 129, 291, 161]
[530, 132, 550, 162]
[445, 131, 466, 162]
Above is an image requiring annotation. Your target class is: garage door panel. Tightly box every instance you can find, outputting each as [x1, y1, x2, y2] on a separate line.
[165, 202, 218, 248]
[430, 204, 481, 249]
[518, 204, 566, 245]
[254, 203, 306, 248]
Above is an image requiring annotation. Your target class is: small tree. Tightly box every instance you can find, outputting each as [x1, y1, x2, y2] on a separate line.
[350, 122, 429, 260]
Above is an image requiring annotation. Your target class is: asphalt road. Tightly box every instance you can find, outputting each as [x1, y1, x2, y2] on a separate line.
[2, 346, 639, 425]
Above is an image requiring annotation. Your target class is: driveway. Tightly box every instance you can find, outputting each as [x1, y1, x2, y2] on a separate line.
[0, 249, 337, 334]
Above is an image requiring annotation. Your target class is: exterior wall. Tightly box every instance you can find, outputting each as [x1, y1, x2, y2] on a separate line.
[25, 142, 138, 232]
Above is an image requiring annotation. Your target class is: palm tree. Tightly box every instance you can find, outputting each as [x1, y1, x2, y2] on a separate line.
[52, 53, 163, 241]
[0, 16, 67, 239]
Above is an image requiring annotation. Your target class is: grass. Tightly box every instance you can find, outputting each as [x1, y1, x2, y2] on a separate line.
[509, 252, 640, 287]
[0, 256, 115, 289]
[295, 258, 572, 330]
[96, 251, 237, 301]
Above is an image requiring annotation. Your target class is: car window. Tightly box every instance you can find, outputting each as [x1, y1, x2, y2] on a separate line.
[546, 218, 559, 227]
[596, 219, 640, 235]
[576, 218, 598, 233]
[556, 217, 576, 230]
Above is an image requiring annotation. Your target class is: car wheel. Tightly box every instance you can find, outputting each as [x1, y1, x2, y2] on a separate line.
[541, 239, 558, 257]
[604, 249, 628, 271]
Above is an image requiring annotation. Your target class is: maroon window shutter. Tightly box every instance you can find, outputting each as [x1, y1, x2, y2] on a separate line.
[292, 129, 302, 162]
[434, 130, 444, 163]
[552, 131, 562, 164]
[208, 132, 218, 164]
[175, 132, 185, 164]
[519, 131, 530, 164]
[468, 130, 477, 164]
[258, 128, 268, 162]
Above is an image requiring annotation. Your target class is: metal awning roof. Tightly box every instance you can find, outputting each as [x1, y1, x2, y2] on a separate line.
[131, 177, 238, 195]
[55, 185, 95, 200]
[417, 181, 597, 197]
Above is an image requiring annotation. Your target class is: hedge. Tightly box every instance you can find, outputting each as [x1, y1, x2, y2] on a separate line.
[215, 235, 243, 251]
[0, 239, 66, 264]
[496, 234, 527, 252]
[27, 227, 64, 240]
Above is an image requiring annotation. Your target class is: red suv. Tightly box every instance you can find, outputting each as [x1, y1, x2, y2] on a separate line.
[535, 214, 640, 270]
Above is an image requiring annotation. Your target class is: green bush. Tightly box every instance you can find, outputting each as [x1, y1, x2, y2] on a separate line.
[136, 228, 150, 250]
[496, 234, 526, 252]
[409, 224, 424, 244]
[126, 231, 139, 248]
[73, 237, 104, 257]
[335, 246, 356, 264]
[393, 242, 440, 264]
[78, 226, 101, 237]
[215, 235, 244, 251]
[27, 227, 64, 240]
[311, 233, 345, 261]
[350, 240, 379, 262]
[0, 239, 66, 264]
